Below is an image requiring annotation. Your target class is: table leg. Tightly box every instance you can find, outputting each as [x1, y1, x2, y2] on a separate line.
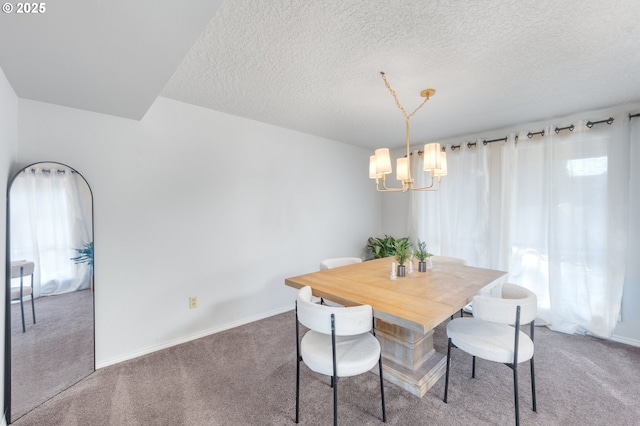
[375, 319, 446, 397]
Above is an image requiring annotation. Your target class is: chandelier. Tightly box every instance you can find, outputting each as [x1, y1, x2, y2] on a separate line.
[369, 72, 447, 192]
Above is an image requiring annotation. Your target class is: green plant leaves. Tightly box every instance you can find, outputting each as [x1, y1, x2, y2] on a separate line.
[366, 235, 410, 260]
[71, 241, 94, 267]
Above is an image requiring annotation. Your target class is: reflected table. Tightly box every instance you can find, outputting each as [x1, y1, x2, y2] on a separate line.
[285, 257, 507, 396]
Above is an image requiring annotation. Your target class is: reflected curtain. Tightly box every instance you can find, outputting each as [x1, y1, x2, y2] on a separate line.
[10, 165, 92, 297]
[410, 118, 631, 338]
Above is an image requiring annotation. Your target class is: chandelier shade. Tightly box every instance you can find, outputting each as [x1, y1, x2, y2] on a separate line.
[396, 157, 409, 181]
[423, 143, 442, 171]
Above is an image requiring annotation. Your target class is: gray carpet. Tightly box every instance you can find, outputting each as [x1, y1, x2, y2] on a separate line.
[9, 289, 94, 421]
[11, 310, 640, 425]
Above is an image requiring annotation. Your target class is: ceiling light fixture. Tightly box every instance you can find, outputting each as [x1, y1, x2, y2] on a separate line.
[369, 72, 447, 192]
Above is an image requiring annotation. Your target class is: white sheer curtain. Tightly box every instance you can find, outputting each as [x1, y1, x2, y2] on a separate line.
[411, 117, 631, 338]
[10, 165, 92, 297]
[503, 122, 630, 337]
[409, 141, 491, 267]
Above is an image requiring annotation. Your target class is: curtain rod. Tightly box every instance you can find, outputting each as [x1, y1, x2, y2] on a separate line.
[443, 115, 621, 151]
[555, 124, 574, 134]
[586, 117, 614, 128]
[24, 167, 76, 175]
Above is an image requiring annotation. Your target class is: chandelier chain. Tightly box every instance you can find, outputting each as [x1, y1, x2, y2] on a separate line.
[380, 72, 430, 121]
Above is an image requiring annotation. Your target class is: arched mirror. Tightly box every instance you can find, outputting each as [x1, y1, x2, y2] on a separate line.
[4, 162, 94, 423]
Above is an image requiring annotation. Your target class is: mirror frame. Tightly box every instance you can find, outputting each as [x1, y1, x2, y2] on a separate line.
[4, 161, 95, 423]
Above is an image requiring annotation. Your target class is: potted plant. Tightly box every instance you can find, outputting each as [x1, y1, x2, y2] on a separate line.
[71, 241, 94, 290]
[394, 239, 411, 277]
[367, 235, 396, 259]
[414, 240, 432, 272]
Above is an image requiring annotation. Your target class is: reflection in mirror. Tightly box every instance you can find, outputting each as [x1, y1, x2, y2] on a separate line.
[5, 162, 94, 423]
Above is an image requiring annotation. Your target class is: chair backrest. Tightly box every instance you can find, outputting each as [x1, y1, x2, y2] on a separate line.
[11, 260, 35, 278]
[296, 286, 372, 336]
[430, 256, 468, 265]
[472, 283, 537, 325]
[319, 257, 362, 270]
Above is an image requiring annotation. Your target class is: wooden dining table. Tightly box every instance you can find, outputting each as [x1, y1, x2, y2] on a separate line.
[285, 256, 507, 397]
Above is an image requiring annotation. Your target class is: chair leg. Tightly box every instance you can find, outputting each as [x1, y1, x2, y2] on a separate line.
[378, 355, 387, 422]
[30, 295, 36, 324]
[20, 296, 25, 333]
[30, 275, 36, 324]
[513, 363, 520, 426]
[295, 302, 300, 424]
[333, 375, 338, 426]
[530, 322, 536, 412]
[444, 337, 452, 403]
[295, 354, 300, 423]
[530, 357, 537, 412]
[331, 314, 338, 426]
[472, 356, 476, 378]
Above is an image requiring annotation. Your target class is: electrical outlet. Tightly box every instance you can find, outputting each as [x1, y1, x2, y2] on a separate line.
[189, 296, 198, 309]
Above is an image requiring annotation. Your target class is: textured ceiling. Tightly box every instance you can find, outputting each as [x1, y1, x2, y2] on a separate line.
[0, 0, 223, 119]
[2, 1, 640, 149]
[162, 0, 640, 149]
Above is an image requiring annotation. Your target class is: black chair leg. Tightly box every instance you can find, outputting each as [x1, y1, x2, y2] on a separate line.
[333, 375, 338, 426]
[472, 356, 476, 378]
[444, 337, 452, 403]
[530, 357, 537, 412]
[513, 364, 520, 426]
[31, 275, 36, 324]
[30, 295, 36, 324]
[20, 297, 25, 332]
[378, 355, 387, 422]
[295, 355, 300, 423]
[295, 303, 300, 424]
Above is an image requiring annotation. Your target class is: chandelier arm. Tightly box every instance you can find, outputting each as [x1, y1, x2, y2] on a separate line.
[412, 175, 441, 191]
[376, 174, 409, 192]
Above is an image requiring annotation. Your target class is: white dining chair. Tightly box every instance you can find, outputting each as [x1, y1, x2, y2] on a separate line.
[430, 256, 467, 265]
[319, 257, 362, 270]
[10, 260, 37, 332]
[317, 257, 362, 306]
[430, 256, 469, 318]
[443, 283, 537, 426]
[295, 285, 386, 425]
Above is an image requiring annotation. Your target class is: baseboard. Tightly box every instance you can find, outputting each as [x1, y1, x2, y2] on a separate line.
[96, 304, 294, 369]
[610, 334, 640, 348]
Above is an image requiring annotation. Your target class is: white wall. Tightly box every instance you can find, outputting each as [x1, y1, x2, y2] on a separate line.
[380, 104, 640, 345]
[16, 96, 382, 366]
[0, 65, 19, 424]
